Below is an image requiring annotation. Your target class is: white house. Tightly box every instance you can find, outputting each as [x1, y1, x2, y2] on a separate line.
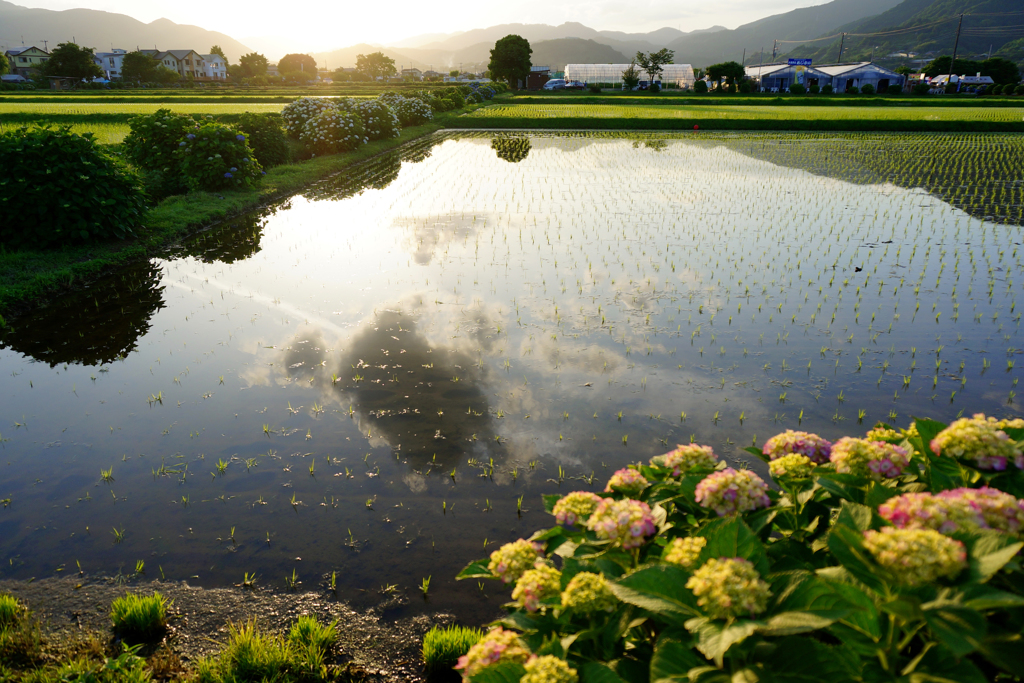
[93, 49, 127, 80]
[200, 54, 228, 81]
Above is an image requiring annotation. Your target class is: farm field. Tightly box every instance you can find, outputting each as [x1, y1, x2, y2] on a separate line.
[466, 102, 1024, 121]
[1, 131, 1021, 621]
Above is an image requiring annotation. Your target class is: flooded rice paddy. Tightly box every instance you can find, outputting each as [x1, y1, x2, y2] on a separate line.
[1, 131, 1022, 621]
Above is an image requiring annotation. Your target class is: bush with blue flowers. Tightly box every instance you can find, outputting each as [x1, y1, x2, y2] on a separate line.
[123, 109, 198, 173]
[174, 124, 263, 191]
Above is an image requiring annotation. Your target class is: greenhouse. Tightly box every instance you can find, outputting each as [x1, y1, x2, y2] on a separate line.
[564, 64, 696, 88]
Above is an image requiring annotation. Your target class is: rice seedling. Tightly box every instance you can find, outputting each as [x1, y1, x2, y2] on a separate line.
[420, 575, 431, 596]
[284, 569, 300, 591]
[100, 467, 114, 484]
[422, 625, 483, 676]
[110, 592, 169, 642]
[0, 593, 25, 627]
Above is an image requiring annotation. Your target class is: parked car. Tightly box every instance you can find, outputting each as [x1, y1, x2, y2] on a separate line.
[543, 79, 566, 90]
[565, 80, 585, 90]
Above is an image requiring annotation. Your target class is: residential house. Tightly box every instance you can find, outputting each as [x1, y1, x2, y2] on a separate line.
[4, 46, 49, 78]
[94, 48, 128, 80]
[200, 53, 227, 80]
[401, 67, 422, 80]
[153, 50, 205, 79]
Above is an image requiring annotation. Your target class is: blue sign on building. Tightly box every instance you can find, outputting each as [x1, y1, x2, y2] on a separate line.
[788, 59, 813, 66]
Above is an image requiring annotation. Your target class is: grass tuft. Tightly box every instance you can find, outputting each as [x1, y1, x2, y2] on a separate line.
[0, 595, 25, 628]
[422, 625, 483, 676]
[109, 592, 169, 642]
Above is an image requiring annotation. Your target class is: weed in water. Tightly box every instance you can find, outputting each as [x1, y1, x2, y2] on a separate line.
[422, 625, 483, 676]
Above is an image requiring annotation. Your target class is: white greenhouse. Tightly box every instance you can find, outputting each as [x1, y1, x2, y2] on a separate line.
[564, 64, 696, 88]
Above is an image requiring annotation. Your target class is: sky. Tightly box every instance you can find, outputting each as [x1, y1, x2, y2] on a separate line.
[8, 0, 814, 53]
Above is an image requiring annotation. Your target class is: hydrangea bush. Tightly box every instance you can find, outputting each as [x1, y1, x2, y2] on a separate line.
[174, 124, 263, 191]
[281, 97, 338, 139]
[456, 415, 1024, 683]
[299, 108, 365, 155]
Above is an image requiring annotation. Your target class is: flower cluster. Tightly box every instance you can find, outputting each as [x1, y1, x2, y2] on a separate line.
[174, 123, 262, 191]
[512, 564, 562, 612]
[521, 656, 578, 683]
[605, 468, 649, 496]
[455, 627, 531, 676]
[561, 572, 617, 614]
[663, 537, 706, 568]
[586, 499, 656, 549]
[281, 97, 338, 138]
[552, 492, 603, 526]
[768, 453, 815, 479]
[862, 527, 967, 585]
[762, 430, 833, 464]
[995, 418, 1024, 430]
[829, 437, 911, 479]
[650, 444, 718, 475]
[299, 108, 365, 155]
[390, 96, 434, 126]
[878, 491, 985, 533]
[339, 98, 401, 141]
[694, 468, 771, 516]
[488, 539, 543, 584]
[881, 487, 1024, 534]
[930, 414, 1024, 470]
[865, 426, 902, 442]
[685, 558, 771, 619]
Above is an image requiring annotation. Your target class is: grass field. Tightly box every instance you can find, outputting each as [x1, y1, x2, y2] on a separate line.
[0, 102, 286, 115]
[466, 103, 1024, 122]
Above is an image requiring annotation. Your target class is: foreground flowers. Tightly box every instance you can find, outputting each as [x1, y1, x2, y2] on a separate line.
[862, 527, 967, 585]
[552, 491, 602, 526]
[650, 443, 718, 474]
[512, 565, 561, 612]
[685, 557, 771, 619]
[930, 413, 1024, 470]
[762, 430, 832, 463]
[488, 539, 543, 584]
[880, 487, 1024, 534]
[694, 468, 770, 515]
[455, 628, 531, 676]
[830, 437, 911, 479]
[586, 498, 656, 548]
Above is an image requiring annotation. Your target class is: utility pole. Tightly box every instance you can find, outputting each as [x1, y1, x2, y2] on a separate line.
[771, 40, 777, 62]
[757, 46, 764, 91]
[947, 13, 964, 89]
[837, 33, 846, 63]
[741, 48, 745, 66]
[42, 40, 48, 51]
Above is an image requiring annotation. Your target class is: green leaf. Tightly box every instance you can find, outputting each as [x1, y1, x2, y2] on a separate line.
[700, 517, 769, 575]
[910, 642, 988, 683]
[826, 525, 887, 594]
[650, 636, 702, 683]
[543, 494, 563, 514]
[469, 661, 526, 683]
[581, 662, 628, 683]
[457, 560, 493, 580]
[967, 534, 1023, 583]
[912, 417, 948, 458]
[755, 611, 836, 636]
[922, 604, 986, 657]
[977, 631, 1024, 677]
[961, 586, 1024, 611]
[609, 565, 699, 622]
[687, 618, 760, 667]
[833, 500, 873, 532]
[743, 446, 769, 463]
[756, 635, 861, 682]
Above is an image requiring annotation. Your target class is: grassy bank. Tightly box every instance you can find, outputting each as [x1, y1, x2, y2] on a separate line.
[0, 121, 441, 316]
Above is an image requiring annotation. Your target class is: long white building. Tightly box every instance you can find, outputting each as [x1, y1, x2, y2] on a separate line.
[564, 64, 696, 88]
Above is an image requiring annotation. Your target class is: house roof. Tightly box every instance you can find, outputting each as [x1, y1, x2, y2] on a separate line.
[6, 46, 47, 56]
[744, 63, 827, 78]
[531, 66, 550, 72]
[814, 62, 902, 77]
[157, 50, 200, 61]
[200, 54, 223, 64]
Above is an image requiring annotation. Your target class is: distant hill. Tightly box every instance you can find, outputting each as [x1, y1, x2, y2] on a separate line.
[0, 0, 251, 61]
[664, 0, 904, 66]
[531, 39, 629, 71]
[784, 0, 1024, 64]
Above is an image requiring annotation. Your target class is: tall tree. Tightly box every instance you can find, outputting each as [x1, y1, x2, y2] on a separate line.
[278, 53, 318, 74]
[41, 42, 103, 81]
[489, 34, 531, 89]
[922, 56, 981, 79]
[355, 52, 397, 80]
[981, 57, 1020, 85]
[0, 52, 9, 76]
[635, 48, 674, 84]
[238, 52, 269, 79]
[706, 61, 745, 88]
[208, 45, 228, 66]
[120, 51, 160, 82]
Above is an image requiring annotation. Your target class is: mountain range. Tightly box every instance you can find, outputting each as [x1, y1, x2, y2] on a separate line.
[0, 0, 250, 60]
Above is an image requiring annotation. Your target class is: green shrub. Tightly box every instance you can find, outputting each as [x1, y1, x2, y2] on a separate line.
[738, 81, 752, 93]
[860, 83, 875, 95]
[456, 415, 1024, 682]
[693, 80, 708, 94]
[175, 123, 263, 191]
[342, 99, 401, 141]
[887, 83, 903, 94]
[788, 83, 806, 94]
[123, 109, 197, 172]
[466, 90, 484, 104]
[0, 595, 23, 628]
[299, 108, 365, 155]
[392, 97, 434, 126]
[235, 113, 289, 168]
[913, 82, 931, 95]
[822, 84, 834, 94]
[1015, 84, 1024, 95]
[808, 84, 820, 94]
[423, 625, 483, 676]
[0, 127, 146, 249]
[281, 97, 337, 139]
[110, 592, 169, 642]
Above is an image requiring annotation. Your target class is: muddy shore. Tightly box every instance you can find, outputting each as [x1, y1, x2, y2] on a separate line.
[0, 575, 470, 681]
